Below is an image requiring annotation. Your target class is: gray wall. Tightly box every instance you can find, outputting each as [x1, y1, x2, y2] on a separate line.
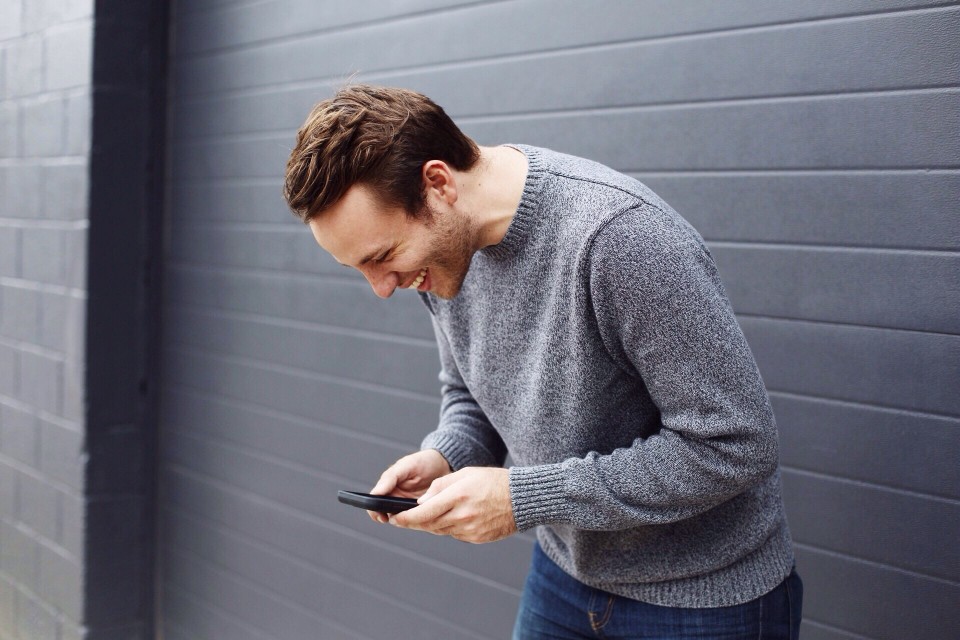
[0, 1, 92, 638]
[159, 2, 960, 639]
[1, 1, 168, 638]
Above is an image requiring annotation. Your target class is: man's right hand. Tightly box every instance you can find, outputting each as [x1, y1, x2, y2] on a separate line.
[369, 449, 452, 524]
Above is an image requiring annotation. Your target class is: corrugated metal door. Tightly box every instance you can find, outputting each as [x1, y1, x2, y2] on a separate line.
[158, 2, 960, 638]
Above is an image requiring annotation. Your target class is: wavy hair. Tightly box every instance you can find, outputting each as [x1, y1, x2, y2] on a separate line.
[283, 84, 480, 222]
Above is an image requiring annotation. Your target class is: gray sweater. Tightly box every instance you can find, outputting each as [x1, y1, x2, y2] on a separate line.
[420, 145, 794, 607]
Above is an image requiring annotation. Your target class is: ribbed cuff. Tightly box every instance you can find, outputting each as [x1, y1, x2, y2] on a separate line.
[420, 431, 487, 471]
[509, 463, 569, 532]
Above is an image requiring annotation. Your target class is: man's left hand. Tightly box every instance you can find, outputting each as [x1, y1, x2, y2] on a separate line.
[389, 467, 517, 544]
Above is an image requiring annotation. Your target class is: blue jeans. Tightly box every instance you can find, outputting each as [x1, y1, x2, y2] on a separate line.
[513, 544, 802, 639]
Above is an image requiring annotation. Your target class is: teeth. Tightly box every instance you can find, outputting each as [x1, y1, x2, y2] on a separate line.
[407, 268, 427, 289]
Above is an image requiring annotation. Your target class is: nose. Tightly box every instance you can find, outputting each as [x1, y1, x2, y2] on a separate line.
[361, 267, 399, 299]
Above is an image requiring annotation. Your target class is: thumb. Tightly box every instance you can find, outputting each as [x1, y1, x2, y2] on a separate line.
[418, 472, 456, 503]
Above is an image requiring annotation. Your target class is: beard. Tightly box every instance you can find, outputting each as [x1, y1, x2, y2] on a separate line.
[420, 203, 475, 300]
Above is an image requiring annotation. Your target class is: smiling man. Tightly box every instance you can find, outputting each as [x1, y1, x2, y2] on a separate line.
[283, 84, 802, 639]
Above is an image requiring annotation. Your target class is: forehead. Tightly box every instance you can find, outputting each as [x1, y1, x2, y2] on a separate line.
[308, 184, 406, 265]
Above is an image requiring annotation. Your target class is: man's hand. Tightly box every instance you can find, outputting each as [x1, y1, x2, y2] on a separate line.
[369, 449, 452, 524]
[389, 467, 517, 544]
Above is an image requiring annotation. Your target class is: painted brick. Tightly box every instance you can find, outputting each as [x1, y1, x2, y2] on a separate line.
[0, 520, 39, 589]
[61, 355, 84, 423]
[45, 21, 93, 91]
[40, 543, 83, 620]
[43, 161, 89, 220]
[59, 492, 83, 559]
[0, 342, 17, 398]
[0, 462, 16, 516]
[16, 591, 60, 640]
[18, 350, 63, 416]
[0, 403, 39, 468]
[0, 1, 23, 40]
[40, 419, 84, 490]
[21, 96, 64, 157]
[64, 226, 87, 289]
[0, 164, 42, 218]
[22, 0, 93, 33]
[21, 227, 66, 285]
[18, 473, 60, 542]
[0, 102, 17, 158]
[61, 619, 85, 640]
[0, 226, 16, 277]
[5, 35, 43, 99]
[64, 92, 91, 157]
[0, 285, 40, 343]
[0, 575, 15, 635]
[38, 289, 68, 352]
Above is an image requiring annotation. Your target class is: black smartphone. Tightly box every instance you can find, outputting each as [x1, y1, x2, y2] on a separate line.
[337, 490, 419, 514]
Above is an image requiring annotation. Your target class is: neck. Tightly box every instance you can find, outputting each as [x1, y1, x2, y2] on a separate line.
[460, 145, 528, 250]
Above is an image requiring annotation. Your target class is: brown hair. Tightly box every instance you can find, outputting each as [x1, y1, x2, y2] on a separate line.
[283, 84, 480, 223]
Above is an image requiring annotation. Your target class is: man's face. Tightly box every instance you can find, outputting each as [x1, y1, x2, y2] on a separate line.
[309, 184, 475, 300]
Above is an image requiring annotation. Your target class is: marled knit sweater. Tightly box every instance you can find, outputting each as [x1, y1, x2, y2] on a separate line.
[419, 145, 794, 607]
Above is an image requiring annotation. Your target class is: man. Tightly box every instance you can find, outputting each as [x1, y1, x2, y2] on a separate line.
[284, 84, 803, 639]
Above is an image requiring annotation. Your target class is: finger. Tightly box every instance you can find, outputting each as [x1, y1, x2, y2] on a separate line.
[367, 510, 388, 524]
[418, 472, 457, 503]
[391, 496, 456, 529]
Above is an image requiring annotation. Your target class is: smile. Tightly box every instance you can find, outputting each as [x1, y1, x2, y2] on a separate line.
[407, 268, 427, 290]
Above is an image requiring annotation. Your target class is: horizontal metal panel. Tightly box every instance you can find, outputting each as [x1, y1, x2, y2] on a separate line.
[712, 246, 960, 333]
[798, 620, 871, 640]
[168, 173, 960, 251]
[163, 583, 296, 640]
[162, 387, 409, 486]
[164, 265, 434, 340]
[166, 224, 358, 278]
[742, 317, 960, 416]
[175, 0, 485, 55]
[375, 7, 960, 120]
[162, 425, 532, 590]
[170, 180, 291, 225]
[161, 466, 524, 639]
[171, 5, 960, 140]
[170, 92, 960, 181]
[164, 515, 485, 640]
[164, 547, 376, 640]
[774, 393, 960, 499]
[172, 1, 955, 97]
[164, 307, 439, 396]
[795, 546, 960, 639]
[161, 347, 438, 446]
[642, 172, 960, 250]
[782, 469, 959, 580]
[461, 91, 960, 171]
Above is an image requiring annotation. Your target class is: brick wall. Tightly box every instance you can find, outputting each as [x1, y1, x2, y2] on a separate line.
[0, 1, 93, 639]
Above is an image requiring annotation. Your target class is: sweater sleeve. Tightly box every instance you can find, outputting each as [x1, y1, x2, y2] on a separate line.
[421, 314, 508, 470]
[509, 207, 780, 531]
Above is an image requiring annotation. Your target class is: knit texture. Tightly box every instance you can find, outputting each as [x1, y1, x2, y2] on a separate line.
[419, 145, 794, 607]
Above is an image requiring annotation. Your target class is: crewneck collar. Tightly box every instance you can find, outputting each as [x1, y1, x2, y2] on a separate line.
[481, 145, 545, 260]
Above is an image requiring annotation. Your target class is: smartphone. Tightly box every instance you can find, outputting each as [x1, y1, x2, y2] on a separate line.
[337, 490, 419, 514]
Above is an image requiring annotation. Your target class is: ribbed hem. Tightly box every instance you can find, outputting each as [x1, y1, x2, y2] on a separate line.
[481, 145, 546, 261]
[509, 463, 569, 532]
[539, 521, 796, 608]
[420, 431, 488, 471]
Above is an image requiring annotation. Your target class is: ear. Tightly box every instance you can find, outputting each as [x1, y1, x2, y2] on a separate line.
[422, 160, 458, 205]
